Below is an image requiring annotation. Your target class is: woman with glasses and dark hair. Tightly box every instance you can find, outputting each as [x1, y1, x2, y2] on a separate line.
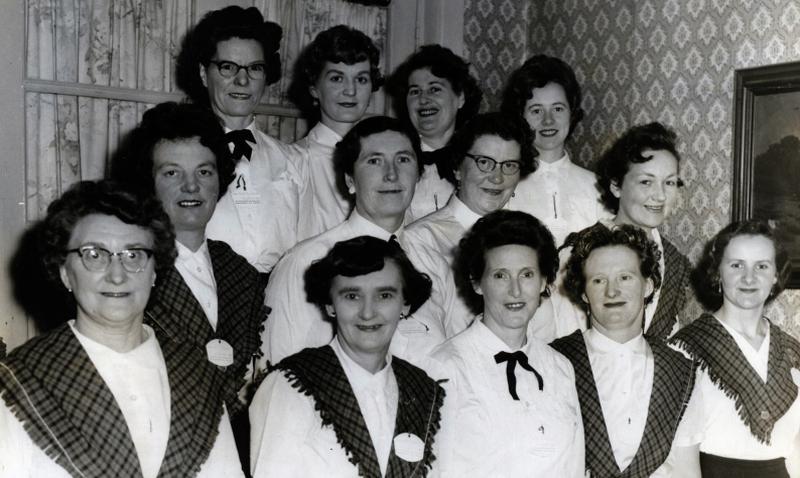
[0, 180, 243, 477]
[250, 236, 443, 477]
[398, 113, 536, 355]
[386, 44, 483, 222]
[670, 221, 800, 478]
[501, 55, 608, 248]
[428, 210, 584, 476]
[288, 25, 384, 239]
[176, 6, 305, 274]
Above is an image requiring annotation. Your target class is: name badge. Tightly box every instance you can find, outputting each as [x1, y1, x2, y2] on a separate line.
[233, 192, 260, 206]
[393, 433, 424, 462]
[206, 339, 234, 367]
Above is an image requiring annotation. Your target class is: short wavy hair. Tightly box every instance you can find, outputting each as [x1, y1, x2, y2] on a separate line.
[500, 55, 584, 139]
[110, 102, 234, 199]
[176, 6, 282, 106]
[333, 116, 423, 204]
[596, 122, 683, 213]
[692, 220, 790, 311]
[445, 112, 537, 185]
[562, 223, 662, 316]
[386, 44, 482, 131]
[304, 235, 432, 322]
[288, 25, 383, 124]
[39, 180, 177, 284]
[453, 210, 558, 315]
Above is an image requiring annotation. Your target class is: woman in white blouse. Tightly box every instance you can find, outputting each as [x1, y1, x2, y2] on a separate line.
[671, 220, 800, 478]
[250, 235, 444, 477]
[386, 44, 483, 222]
[427, 210, 584, 477]
[400, 112, 535, 348]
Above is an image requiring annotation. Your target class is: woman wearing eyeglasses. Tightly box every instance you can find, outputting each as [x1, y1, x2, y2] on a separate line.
[176, 6, 305, 274]
[0, 180, 243, 477]
[396, 113, 535, 361]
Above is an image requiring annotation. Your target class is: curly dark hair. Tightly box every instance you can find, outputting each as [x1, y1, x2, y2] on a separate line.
[500, 55, 585, 140]
[110, 102, 234, 199]
[386, 44, 482, 131]
[39, 180, 177, 283]
[287, 25, 383, 124]
[333, 116, 423, 204]
[561, 223, 662, 316]
[445, 112, 537, 185]
[692, 220, 790, 311]
[595, 122, 683, 213]
[175, 6, 282, 106]
[304, 235, 432, 322]
[453, 210, 558, 315]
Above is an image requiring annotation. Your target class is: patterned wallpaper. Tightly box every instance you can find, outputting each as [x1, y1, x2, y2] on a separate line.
[463, 0, 800, 337]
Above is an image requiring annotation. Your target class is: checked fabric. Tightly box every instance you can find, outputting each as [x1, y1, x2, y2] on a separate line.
[551, 330, 695, 477]
[671, 313, 800, 444]
[146, 239, 268, 418]
[273, 345, 445, 478]
[647, 238, 692, 340]
[0, 323, 227, 478]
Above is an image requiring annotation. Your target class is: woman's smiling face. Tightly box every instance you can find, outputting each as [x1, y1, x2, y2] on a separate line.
[523, 82, 571, 158]
[612, 149, 680, 233]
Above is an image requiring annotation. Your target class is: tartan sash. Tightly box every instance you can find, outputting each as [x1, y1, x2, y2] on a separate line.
[0, 323, 228, 478]
[646, 239, 691, 340]
[551, 331, 694, 477]
[147, 239, 268, 417]
[275, 346, 444, 478]
[670, 313, 800, 444]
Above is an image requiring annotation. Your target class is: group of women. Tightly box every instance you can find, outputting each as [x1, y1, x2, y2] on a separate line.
[0, 4, 798, 478]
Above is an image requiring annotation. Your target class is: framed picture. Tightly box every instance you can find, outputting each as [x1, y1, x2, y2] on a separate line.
[732, 61, 800, 288]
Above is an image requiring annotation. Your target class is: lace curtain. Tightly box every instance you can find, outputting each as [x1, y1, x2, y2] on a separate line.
[25, 0, 192, 220]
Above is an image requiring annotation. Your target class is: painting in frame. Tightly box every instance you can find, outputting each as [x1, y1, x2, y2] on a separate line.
[732, 60, 800, 288]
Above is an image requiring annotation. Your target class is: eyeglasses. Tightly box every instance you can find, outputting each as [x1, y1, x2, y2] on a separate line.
[465, 153, 522, 175]
[209, 60, 267, 80]
[65, 246, 154, 273]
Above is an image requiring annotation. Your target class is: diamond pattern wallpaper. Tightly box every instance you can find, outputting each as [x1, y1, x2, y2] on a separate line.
[464, 0, 800, 337]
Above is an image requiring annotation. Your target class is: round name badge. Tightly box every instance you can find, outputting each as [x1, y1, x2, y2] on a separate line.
[206, 339, 234, 367]
[393, 432, 424, 462]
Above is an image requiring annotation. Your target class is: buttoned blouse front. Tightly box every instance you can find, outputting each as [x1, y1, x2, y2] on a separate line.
[206, 122, 306, 273]
[293, 122, 350, 241]
[506, 152, 608, 248]
[585, 329, 653, 471]
[427, 319, 585, 477]
[174, 240, 218, 330]
[262, 210, 400, 365]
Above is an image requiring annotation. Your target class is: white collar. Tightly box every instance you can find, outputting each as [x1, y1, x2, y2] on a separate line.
[331, 336, 393, 384]
[70, 320, 161, 366]
[473, 318, 528, 353]
[309, 122, 343, 147]
[348, 209, 404, 240]
[420, 140, 436, 152]
[535, 151, 571, 173]
[449, 195, 483, 230]
[223, 120, 257, 134]
[585, 328, 647, 356]
[175, 238, 210, 260]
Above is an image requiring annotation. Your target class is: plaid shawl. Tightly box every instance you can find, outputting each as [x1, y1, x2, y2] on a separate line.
[147, 239, 268, 417]
[274, 346, 445, 478]
[670, 313, 800, 444]
[551, 331, 695, 477]
[0, 323, 228, 478]
[646, 238, 691, 340]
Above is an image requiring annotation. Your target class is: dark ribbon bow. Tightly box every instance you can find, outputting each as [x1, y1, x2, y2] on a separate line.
[226, 129, 256, 162]
[421, 147, 456, 184]
[494, 350, 544, 400]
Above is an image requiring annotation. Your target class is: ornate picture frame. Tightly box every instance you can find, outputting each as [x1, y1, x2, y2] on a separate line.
[732, 60, 800, 288]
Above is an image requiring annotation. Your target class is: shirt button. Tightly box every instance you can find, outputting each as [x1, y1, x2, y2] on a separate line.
[760, 410, 770, 420]
[130, 395, 138, 401]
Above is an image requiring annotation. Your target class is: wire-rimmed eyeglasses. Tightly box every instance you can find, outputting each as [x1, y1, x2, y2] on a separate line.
[65, 246, 154, 273]
[209, 60, 267, 80]
[465, 153, 522, 175]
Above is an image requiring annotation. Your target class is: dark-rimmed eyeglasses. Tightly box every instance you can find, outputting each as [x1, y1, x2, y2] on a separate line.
[65, 246, 154, 273]
[465, 153, 522, 175]
[209, 60, 267, 80]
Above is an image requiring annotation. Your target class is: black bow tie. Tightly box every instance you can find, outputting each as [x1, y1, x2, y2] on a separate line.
[494, 350, 544, 400]
[421, 148, 456, 184]
[226, 129, 256, 162]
